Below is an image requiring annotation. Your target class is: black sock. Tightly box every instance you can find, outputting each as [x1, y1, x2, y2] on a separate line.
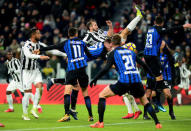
[145, 103, 159, 125]
[71, 90, 79, 110]
[155, 91, 162, 106]
[54, 78, 65, 84]
[144, 97, 150, 116]
[152, 96, 157, 105]
[167, 97, 173, 113]
[98, 98, 106, 123]
[64, 94, 70, 115]
[84, 96, 93, 117]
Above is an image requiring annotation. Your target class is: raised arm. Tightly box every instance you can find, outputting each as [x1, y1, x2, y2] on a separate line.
[106, 20, 113, 37]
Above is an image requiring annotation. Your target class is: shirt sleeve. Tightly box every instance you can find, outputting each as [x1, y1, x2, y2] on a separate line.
[40, 42, 64, 52]
[23, 45, 41, 59]
[92, 51, 115, 81]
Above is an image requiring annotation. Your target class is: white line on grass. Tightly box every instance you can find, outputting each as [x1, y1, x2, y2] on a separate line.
[3, 119, 191, 131]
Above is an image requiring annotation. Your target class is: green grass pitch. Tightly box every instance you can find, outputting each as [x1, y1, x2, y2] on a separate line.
[0, 104, 191, 131]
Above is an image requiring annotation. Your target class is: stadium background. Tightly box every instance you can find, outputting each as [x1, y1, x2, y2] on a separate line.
[0, 0, 191, 105]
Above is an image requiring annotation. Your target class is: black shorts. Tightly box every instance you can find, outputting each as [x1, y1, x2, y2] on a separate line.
[163, 80, 172, 89]
[110, 82, 145, 98]
[146, 78, 156, 90]
[144, 56, 162, 77]
[65, 67, 89, 88]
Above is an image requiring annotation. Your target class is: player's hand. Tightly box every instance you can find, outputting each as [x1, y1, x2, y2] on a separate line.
[90, 79, 97, 88]
[40, 56, 50, 60]
[183, 23, 191, 29]
[33, 49, 40, 55]
[106, 20, 112, 27]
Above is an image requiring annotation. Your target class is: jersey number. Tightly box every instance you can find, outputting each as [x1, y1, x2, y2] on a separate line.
[122, 55, 135, 70]
[145, 34, 152, 48]
[73, 45, 81, 58]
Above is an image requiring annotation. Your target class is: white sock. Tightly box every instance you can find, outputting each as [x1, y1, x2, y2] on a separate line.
[33, 88, 41, 109]
[128, 95, 140, 112]
[188, 90, 191, 95]
[123, 95, 133, 114]
[127, 16, 141, 32]
[22, 93, 31, 114]
[30, 93, 35, 103]
[7, 94, 13, 110]
[177, 93, 182, 105]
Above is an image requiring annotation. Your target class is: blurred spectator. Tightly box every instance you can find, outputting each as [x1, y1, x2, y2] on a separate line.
[42, 62, 55, 78]
[49, 56, 60, 77]
[113, 22, 123, 33]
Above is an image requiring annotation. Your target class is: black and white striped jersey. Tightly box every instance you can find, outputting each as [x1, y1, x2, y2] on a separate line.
[6, 58, 21, 82]
[21, 40, 41, 70]
[83, 29, 108, 46]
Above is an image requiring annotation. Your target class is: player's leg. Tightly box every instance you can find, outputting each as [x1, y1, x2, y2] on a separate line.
[46, 78, 66, 91]
[122, 94, 134, 119]
[5, 81, 15, 112]
[79, 71, 93, 121]
[120, 5, 144, 43]
[57, 84, 73, 122]
[128, 95, 142, 119]
[163, 88, 175, 120]
[69, 85, 80, 120]
[177, 83, 183, 105]
[22, 70, 33, 120]
[31, 69, 43, 118]
[90, 85, 116, 128]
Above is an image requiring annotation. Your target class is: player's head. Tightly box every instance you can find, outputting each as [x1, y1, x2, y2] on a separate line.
[6, 50, 13, 60]
[104, 37, 112, 51]
[86, 19, 98, 32]
[155, 16, 164, 26]
[68, 27, 78, 37]
[111, 34, 121, 47]
[29, 28, 41, 42]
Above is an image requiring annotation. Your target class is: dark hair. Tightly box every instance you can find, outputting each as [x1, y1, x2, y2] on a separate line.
[104, 37, 112, 43]
[155, 16, 164, 25]
[6, 49, 13, 54]
[68, 27, 78, 37]
[111, 34, 121, 45]
[29, 28, 38, 37]
[86, 19, 96, 30]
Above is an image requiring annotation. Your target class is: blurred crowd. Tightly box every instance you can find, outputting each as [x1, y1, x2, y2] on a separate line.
[0, 0, 119, 79]
[0, 0, 191, 80]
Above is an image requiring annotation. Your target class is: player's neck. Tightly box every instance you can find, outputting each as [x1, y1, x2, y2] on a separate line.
[30, 38, 37, 43]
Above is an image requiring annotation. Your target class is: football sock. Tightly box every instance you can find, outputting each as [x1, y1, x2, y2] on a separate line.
[123, 95, 133, 114]
[177, 93, 182, 105]
[84, 96, 93, 117]
[64, 94, 70, 114]
[7, 94, 13, 109]
[167, 97, 173, 113]
[127, 16, 142, 32]
[128, 95, 140, 112]
[22, 93, 31, 114]
[145, 103, 159, 124]
[71, 90, 79, 110]
[98, 98, 106, 122]
[33, 88, 40, 109]
[144, 97, 150, 115]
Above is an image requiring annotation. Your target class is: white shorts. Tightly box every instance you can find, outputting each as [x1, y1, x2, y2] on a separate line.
[22, 69, 42, 90]
[7, 80, 24, 92]
[178, 79, 190, 90]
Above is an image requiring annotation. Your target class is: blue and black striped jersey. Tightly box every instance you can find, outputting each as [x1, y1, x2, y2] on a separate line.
[40, 37, 92, 71]
[91, 46, 154, 84]
[144, 26, 162, 56]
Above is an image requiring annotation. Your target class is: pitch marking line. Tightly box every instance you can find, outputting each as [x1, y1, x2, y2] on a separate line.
[2, 119, 191, 131]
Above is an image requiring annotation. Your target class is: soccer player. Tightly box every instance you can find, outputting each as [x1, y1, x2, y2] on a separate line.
[144, 16, 191, 119]
[90, 34, 162, 128]
[4, 50, 43, 113]
[21, 28, 50, 120]
[144, 41, 176, 119]
[38, 27, 94, 122]
[177, 56, 191, 105]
